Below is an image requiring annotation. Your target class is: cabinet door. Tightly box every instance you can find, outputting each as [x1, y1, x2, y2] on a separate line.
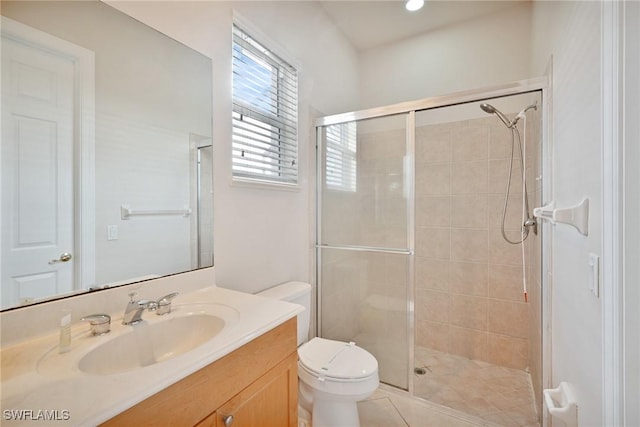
[195, 411, 216, 427]
[217, 352, 298, 427]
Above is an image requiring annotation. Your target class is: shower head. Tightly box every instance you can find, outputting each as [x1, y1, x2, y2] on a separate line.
[479, 103, 497, 114]
[481, 102, 538, 129]
[480, 103, 513, 128]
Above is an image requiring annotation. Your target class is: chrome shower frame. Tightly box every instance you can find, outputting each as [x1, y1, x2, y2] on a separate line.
[315, 76, 549, 398]
[316, 78, 547, 126]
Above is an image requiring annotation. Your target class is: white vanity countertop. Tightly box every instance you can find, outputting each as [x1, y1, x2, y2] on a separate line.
[0, 286, 303, 426]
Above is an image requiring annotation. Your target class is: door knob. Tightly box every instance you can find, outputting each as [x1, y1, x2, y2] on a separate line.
[49, 252, 72, 264]
[222, 415, 234, 426]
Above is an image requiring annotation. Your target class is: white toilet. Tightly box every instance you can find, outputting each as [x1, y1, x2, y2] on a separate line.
[257, 282, 379, 427]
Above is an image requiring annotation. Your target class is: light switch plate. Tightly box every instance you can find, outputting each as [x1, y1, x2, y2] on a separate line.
[107, 225, 118, 241]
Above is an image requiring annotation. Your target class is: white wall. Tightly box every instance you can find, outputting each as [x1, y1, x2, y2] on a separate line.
[530, 1, 604, 425]
[109, 1, 361, 294]
[358, 2, 532, 109]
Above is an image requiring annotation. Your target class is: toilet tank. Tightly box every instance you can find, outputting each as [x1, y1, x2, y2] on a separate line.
[256, 281, 311, 346]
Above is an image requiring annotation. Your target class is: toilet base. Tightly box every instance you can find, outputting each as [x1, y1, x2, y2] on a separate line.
[312, 399, 360, 427]
[298, 404, 312, 427]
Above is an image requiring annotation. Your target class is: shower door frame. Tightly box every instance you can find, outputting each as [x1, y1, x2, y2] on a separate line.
[315, 76, 549, 396]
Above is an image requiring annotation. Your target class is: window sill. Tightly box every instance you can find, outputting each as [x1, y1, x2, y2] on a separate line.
[231, 176, 301, 192]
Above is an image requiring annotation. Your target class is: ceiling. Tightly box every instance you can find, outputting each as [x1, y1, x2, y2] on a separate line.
[319, 1, 525, 51]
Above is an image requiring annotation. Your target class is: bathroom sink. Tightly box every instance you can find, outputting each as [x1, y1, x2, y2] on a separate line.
[78, 313, 224, 375]
[37, 305, 239, 378]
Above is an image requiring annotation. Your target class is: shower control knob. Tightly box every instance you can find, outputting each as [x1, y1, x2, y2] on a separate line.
[222, 415, 234, 426]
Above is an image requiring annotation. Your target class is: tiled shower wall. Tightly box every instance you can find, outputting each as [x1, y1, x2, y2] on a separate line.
[414, 114, 540, 372]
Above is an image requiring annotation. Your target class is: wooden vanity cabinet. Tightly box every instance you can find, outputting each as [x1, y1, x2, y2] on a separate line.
[101, 318, 298, 427]
[195, 352, 297, 427]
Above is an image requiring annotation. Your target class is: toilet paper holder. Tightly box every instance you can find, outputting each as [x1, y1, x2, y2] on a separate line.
[543, 381, 577, 426]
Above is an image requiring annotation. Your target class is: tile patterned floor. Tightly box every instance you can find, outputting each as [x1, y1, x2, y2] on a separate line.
[358, 384, 540, 427]
[301, 388, 493, 427]
[411, 347, 540, 426]
[359, 389, 495, 427]
[301, 347, 540, 427]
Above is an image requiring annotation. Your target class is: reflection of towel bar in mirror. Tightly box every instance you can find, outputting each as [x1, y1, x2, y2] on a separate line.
[121, 205, 192, 220]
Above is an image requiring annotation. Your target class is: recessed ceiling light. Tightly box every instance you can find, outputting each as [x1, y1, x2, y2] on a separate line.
[406, 0, 424, 12]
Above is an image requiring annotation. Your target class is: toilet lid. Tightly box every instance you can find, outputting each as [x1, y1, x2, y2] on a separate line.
[298, 337, 378, 380]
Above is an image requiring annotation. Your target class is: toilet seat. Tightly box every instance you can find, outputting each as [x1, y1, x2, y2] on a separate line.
[298, 337, 378, 382]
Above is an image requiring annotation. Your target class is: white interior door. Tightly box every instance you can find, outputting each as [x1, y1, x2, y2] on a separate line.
[1, 35, 75, 308]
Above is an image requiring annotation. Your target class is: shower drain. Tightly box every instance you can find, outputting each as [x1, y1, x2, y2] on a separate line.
[414, 367, 428, 375]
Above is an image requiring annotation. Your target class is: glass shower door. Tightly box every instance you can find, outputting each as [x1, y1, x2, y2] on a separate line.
[317, 113, 411, 390]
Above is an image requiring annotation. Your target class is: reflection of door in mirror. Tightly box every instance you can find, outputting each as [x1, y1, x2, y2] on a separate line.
[1, 18, 95, 309]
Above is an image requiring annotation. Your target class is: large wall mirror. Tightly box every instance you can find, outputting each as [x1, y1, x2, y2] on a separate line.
[1, 1, 214, 310]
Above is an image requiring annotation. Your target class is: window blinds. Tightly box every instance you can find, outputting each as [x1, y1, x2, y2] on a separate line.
[232, 25, 298, 184]
[325, 122, 357, 192]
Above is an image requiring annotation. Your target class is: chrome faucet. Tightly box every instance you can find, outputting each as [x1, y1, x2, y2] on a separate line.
[155, 292, 179, 315]
[122, 292, 157, 325]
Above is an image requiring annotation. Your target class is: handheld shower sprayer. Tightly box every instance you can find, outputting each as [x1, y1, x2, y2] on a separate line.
[479, 100, 539, 245]
[480, 99, 539, 302]
[480, 102, 537, 129]
[480, 103, 512, 128]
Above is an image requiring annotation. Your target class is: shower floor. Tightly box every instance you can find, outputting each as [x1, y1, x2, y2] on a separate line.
[414, 346, 539, 427]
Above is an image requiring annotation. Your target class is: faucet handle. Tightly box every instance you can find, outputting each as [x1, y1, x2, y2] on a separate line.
[157, 292, 178, 305]
[81, 314, 111, 335]
[155, 292, 179, 315]
[128, 292, 137, 302]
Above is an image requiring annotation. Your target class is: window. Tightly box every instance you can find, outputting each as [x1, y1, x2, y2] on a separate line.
[232, 24, 298, 185]
[325, 122, 357, 192]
